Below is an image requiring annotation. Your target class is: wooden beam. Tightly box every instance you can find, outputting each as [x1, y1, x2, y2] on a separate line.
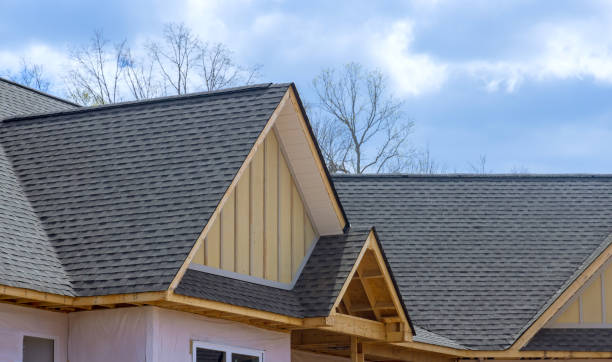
[351, 336, 365, 362]
[166, 292, 303, 327]
[364, 343, 453, 362]
[309, 313, 387, 341]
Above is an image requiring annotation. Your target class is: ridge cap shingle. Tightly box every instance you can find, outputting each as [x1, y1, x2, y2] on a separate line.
[2, 82, 289, 123]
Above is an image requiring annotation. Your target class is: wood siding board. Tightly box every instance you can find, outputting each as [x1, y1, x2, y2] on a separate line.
[555, 298, 580, 324]
[583, 275, 603, 323]
[207, 216, 221, 268]
[264, 133, 279, 281]
[304, 215, 316, 254]
[292, 183, 305, 277]
[236, 167, 251, 275]
[193, 241, 205, 265]
[251, 146, 265, 278]
[221, 192, 235, 272]
[606, 264, 612, 323]
[279, 150, 293, 284]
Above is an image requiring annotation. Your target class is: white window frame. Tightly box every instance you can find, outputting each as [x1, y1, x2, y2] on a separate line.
[192, 341, 264, 362]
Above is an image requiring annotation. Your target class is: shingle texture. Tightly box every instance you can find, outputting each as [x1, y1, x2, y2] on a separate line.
[0, 144, 73, 295]
[332, 174, 612, 350]
[523, 328, 612, 351]
[0, 83, 289, 296]
[0, 78, 76, 119]
[175, 227, 371, 317]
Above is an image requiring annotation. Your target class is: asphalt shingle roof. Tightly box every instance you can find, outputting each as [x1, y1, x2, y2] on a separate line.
[0, 78, 77, 119]
[176, 227, 372, 318]
[332, 174, 612, 350]
[523, 328, 612, 351]
[0, 83, 289, 296]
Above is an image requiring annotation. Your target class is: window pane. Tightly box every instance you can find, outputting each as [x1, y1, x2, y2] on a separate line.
[232, 353, 259, 362]
[196, 347, 226, 362]
[23, 336, 54, 362]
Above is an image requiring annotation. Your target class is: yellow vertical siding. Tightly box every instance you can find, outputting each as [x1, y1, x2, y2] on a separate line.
[278, 152, 293, 284]
[264, 134, 279, 281]
[191, 129, 318, 283]
[221, 192, 235, 272]
[251, 148, 265, 278]
[206, 216, 221, 268]
[606, 266, 612, 323]
[235, 169, 250, 275]
[556, 299, 580, 324]
[582, 276, 602, 323]
[291, 184, 305, 275]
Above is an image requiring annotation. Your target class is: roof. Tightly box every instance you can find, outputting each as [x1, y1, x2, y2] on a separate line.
[0, 83, 289, 296]
[332, 174, 612, 350]
[522, 328, 612, 351]
[0, 77, 77, 119]
[175, 227, 372, 318]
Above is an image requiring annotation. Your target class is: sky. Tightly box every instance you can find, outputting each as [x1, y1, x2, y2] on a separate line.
[1, 0, 612, 173]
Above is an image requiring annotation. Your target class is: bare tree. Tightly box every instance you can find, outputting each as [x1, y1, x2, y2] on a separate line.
[65, 30, 128, 105]
[122, 48, 163, 100]
[312, 63, 413, 174]
[8, 58, 51, 92]
[199, 42, 261, 91]
[147, 23, 200, 95]
[407, 146, 445, 174]
[469, 154, 489, 174]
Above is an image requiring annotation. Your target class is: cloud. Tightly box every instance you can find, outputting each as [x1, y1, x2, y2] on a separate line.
[0, 43, 71, 94]
[368, 21, 448, 96]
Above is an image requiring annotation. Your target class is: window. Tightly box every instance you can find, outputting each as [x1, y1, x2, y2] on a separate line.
[23, 336, 54, 362]
[192, 341, 263, 362]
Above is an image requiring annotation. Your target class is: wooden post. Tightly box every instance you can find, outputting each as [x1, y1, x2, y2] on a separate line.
[351, 336, 365, 362]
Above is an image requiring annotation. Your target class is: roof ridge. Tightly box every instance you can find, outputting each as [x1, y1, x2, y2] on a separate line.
[0, 77, 80, 108]
[2, 82, 290, 123]
[332, 173, 612, 178]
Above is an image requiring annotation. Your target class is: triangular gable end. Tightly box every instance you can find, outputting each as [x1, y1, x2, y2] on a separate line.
[170, 85, 347, 290]
[513, 233, 612, 350]
[331, 229, 413, 342]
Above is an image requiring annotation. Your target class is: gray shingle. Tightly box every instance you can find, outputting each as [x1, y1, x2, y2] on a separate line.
[0, 83, 289, 296]
[332, 174, 612, 350]
[175, 227, 372, 318]
[0, 78, 77, 119]
[0, 144, 73, 295]
[523, 328, 612, 351]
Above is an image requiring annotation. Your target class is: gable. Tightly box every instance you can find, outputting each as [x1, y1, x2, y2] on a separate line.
[331, 230, 411, 341]
[549, 259, 612, 326]
[181, 84, 347, 288]
[190, 130, 318, 284]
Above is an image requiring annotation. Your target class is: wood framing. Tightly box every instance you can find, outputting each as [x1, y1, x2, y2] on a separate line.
[330, 229, 412, 342]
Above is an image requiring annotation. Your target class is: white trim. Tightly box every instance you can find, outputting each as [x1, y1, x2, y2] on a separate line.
[188, 235, 319, 291]
[549, 323, 612, 329]
[191, 341, 264, 362]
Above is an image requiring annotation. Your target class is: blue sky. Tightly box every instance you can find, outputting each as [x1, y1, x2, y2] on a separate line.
[2, 0, 612, 173]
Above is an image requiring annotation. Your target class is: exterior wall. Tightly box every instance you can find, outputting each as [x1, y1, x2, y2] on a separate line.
[67, 306, 290, 362]
[192, 130, 318, 284]
[68, 307, 149, 362]
[153, 307, 290, 362]
[0, 303, 68, 362]
[552, 261, 612, 326]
